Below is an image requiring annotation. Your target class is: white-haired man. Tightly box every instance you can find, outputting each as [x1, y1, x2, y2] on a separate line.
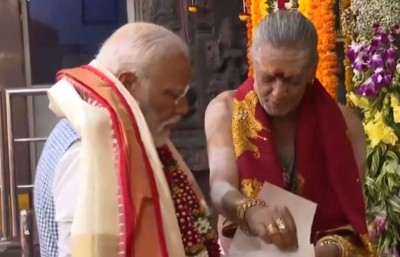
[34, 22, 220, 257]
[205, 11, 375, 257]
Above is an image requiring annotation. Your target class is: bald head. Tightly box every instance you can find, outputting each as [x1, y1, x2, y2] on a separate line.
[96, 22, 189, 76]
[96, 23, 192, 146]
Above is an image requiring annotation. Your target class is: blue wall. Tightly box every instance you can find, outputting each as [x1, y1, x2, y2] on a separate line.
[28, 0, 127, 84]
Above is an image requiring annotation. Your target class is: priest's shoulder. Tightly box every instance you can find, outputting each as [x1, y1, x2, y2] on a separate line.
[337, 103, 363, 128]
[337, 103, 365, 140]
[206, 90, 235, 115]
[205, 90, 236, 125]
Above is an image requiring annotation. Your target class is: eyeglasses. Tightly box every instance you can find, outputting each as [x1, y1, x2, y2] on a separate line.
[174, 84, 190, 105]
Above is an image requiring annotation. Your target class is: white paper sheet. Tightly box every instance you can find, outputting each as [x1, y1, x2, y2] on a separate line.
[227, 182, 317, 257]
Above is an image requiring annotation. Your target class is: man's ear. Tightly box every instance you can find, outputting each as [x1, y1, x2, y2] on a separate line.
[117, 72, 138, 93]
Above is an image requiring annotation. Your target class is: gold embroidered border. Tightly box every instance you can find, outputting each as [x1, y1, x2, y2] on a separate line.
[232, 90, 265, 159]
[240, 178, 263, 197]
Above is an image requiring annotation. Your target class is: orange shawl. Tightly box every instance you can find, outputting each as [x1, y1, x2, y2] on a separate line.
[53, 64, 184, 257]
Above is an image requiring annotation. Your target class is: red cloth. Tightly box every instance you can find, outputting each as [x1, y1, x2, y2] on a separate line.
[234, 78, 368, 238]
[277, 0, 286, 10]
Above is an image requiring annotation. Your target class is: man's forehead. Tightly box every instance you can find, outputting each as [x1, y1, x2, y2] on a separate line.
[255, 61, 304, 77]
[254, 45, 311, 75]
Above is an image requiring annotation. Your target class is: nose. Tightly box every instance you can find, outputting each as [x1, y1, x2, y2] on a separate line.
[270, 80, 288, 99]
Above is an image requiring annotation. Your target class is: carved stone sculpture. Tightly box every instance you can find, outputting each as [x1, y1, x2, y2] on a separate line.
[206, 18, 248, 101]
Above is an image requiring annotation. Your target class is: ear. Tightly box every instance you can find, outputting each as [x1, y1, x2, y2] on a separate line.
[117, 72, 138, 93]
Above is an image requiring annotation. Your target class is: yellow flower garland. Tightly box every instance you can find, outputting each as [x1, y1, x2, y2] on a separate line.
[247, 0, 269, 77]
[246, 0, 254, 77]
[298, 0, 311, 18]
[308, 0, 338, 99]
[259, 0, 269, 18]
[246, 0, 338, 98]
[251, 0, 261, 36]
[341, 0, 354, 94]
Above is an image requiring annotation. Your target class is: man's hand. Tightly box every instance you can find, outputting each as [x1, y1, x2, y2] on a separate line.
[314, 243, 340, 257]
[244, 205, 298, 251]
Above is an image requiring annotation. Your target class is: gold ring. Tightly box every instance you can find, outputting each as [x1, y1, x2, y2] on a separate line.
[275, 218, 287, 231]
[266, 223, 278, 235]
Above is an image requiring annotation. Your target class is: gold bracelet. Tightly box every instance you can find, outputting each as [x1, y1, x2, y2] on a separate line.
[318, 235, 354, 257]
[236, 197, 267, 234]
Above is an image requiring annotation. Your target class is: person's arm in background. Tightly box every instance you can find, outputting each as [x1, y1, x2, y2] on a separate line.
[52, 141, 81, 257]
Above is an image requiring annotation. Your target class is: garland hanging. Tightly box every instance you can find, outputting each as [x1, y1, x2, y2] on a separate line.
[343, 0, 400, 254]
[259, 0, 269, 20]
[251, 0, 261, 37]
[243, 0, 270, 77]
[307, 0, 338, 99]
[157, 146, 221, 257]
[298, 0, 311, 18]
[245, 0, 254, 77]
[244, 0, 338, 98]
[340, 0, 354, 95]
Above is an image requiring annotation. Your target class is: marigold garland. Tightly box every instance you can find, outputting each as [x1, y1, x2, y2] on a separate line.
[251, 0, 261, 36]
[259, 0, 269, 19]
[246, 0, 338, 98]
[340, 0, 354, 95]
[298, 0, 311, 18]
[308, 0, 338, 99]
[245, 0, 254, 77]
[246, 0, 270, 77]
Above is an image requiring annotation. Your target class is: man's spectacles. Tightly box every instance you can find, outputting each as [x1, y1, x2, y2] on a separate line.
[174, 84, 190, 105]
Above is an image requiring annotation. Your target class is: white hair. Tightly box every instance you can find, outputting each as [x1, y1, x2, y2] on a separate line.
[96, 22, 189, 76]
[252, 10, 318, 65]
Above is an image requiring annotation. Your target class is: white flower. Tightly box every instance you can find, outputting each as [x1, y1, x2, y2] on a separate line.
[192, 249, 208, 257]
[195, 217, 211, 234]
[396, 63, 400, 74]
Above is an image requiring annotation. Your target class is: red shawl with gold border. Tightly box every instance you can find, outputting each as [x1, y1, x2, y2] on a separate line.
[232, 78, 374, 252]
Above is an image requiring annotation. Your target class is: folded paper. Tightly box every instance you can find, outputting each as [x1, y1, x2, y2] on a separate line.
[227, 182, 317, 257]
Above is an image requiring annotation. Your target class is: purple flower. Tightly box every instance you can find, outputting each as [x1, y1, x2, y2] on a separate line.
[346, 43, 367, 63]
[374, 216, 386, 234]
[385, 46, 398, 71]
[371, 53, 384, 69]
[349, 23, 400, 96]
[355, 72, 392, 96]
[354, 62, 369, 72]
[375, 32, 390, 44]
[355, 77, 383, 96]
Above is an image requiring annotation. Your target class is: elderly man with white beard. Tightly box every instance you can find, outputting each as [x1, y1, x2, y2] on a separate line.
[34, 22, 221, 257]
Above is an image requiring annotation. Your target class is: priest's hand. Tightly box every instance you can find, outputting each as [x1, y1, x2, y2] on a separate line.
[314, 243, 340, 257]
[245, 205, 298, 251]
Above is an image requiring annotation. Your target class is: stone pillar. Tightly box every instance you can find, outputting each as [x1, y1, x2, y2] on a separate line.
[0, 0, 31, 236]
[126, 0, 142, 22]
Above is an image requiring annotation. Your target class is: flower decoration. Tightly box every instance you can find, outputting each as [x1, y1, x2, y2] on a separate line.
[250, 0, 262, 38]
[348, 0, 400, 41]
[347, 24, 399, 97]
[346, 23, 400, 256]
[157, 146, 221, 257]
[307, 0, 338, 99]
[244, 0, 254, 76]
[259, 0, 269, 17]
[298, 0, 311, 17]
